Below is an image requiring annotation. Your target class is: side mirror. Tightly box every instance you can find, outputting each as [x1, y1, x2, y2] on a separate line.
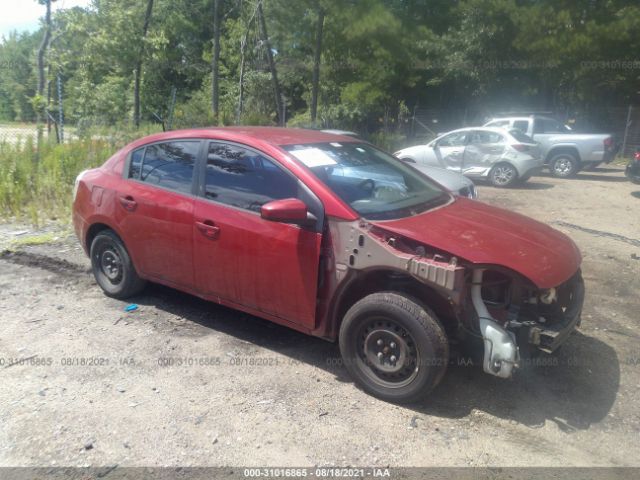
[261, 198, 316, 225]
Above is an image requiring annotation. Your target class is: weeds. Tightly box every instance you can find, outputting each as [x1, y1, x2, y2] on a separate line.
[0, 136, 124, 225]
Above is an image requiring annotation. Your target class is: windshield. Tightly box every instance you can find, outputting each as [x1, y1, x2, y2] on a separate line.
[283, 142, 450, 220]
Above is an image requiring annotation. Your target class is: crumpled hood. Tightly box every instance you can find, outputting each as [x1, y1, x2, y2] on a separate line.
[371, 197, 581, 288]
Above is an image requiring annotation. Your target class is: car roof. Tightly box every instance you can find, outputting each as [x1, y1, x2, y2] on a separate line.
[487, 115, 558, 122]
[441, 127, 513, 135]
[128, 126, 361, 148]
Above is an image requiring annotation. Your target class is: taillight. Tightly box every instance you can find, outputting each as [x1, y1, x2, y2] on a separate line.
[604, 137, 613, 148]
[634, 151, 640, 161]
[511, 144, 529, 152]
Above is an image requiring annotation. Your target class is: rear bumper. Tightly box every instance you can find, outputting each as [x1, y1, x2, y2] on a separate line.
[514, 156, 545, 177]
[72, 210, 89, 255]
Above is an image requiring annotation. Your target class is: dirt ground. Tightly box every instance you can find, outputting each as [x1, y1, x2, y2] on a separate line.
[1, 165, 639, 468]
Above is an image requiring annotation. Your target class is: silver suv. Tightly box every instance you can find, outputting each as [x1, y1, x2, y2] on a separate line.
[484, 116, 616, 178]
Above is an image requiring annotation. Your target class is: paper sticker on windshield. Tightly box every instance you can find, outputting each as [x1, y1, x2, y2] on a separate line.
[289, 148, 337, 168]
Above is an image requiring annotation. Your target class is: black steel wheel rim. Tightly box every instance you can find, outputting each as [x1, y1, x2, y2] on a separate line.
[98, 246, 123, 284]
[356, 316, 420, 389]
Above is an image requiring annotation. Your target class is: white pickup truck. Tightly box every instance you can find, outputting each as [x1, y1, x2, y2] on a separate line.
[484, 116, 616, 178]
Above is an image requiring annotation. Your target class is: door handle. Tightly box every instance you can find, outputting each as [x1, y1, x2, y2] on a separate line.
[119, 195, 137, 212]
[196, 220, 220, 240]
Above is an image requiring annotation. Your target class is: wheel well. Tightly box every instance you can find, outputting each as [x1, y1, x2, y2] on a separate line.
[546, 147, 581, 164]
[333, 269, 458, 337]
[85, 223, 113, 252]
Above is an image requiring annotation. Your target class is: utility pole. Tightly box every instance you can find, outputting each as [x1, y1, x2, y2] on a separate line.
[36, 0, 54, 147]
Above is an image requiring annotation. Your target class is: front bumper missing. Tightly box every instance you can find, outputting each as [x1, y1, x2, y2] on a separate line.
[524, 273, 585, 354]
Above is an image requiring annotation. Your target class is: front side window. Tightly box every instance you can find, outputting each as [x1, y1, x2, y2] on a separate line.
[284, 142, 449, 221]
[204, 142, 299, 212]
[138, 141, 199, 194]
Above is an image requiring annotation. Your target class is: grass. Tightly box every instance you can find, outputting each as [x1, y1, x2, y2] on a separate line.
[8, 232, 62, 248]
[0, 135, 136, 225]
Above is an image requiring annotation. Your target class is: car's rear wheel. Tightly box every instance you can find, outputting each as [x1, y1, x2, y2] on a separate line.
[489, 163, 518, 187]
[550, 153, 579, 178]
[90, 230, 146, 299]
[339, 292, 449, 403]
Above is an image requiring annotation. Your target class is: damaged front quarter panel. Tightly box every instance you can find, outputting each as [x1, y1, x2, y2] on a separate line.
[329, 219, 466, 296]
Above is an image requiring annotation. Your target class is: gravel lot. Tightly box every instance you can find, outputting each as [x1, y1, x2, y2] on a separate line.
[1, 166, 639, 468]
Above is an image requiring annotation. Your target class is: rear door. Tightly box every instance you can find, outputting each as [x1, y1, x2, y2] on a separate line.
[433, 131, 469, 172]
[192, 141, 323, 328]
[463, 130, 507, 175]
[118, 140, 201, 288]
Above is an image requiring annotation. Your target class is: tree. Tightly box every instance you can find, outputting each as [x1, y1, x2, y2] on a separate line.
[211, 0, 221, 122]
[310, 2, 324, 126]
[257, 0, 283, 125]
[134, 0, 154, 127]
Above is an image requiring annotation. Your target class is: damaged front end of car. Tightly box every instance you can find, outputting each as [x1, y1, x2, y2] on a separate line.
[323, 219, 585, 380]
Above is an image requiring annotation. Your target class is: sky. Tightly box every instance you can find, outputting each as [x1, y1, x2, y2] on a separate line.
[0, 0, 92, 41]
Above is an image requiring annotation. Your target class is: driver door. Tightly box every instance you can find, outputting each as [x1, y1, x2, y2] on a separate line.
[433, 131, 469, 172]
[192, 141, 324, 329]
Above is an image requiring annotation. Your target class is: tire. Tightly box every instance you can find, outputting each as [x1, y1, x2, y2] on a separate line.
[549, 153, 579, 178]
[489, 163, 518, 187]
[90, 230, 146, 299]
[339, 292, 449, 403]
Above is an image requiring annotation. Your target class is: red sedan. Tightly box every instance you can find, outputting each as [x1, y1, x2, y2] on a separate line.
[73, 127, 584, 403]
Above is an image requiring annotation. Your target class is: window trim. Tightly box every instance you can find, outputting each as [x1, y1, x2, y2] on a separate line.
[122, 139, 205, 197]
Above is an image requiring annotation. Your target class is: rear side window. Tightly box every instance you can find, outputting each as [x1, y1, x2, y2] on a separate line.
[129, 148, 144, 179]
[469, 131, 505, 144]
[509, 129, 535, 143]
[204, 142, 299, 212]
[533, 118, 567, 134]
[139, 141, 199, 194]
[512, 120, 529, 133]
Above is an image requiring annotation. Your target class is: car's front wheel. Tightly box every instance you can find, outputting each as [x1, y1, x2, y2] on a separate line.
[90, 230, 146, 299]
[339, 292, 449, 403]
[489, 163, 518, 187]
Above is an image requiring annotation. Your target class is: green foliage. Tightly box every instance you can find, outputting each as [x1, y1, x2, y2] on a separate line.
[1, 0, 638, 136]
[0, 136, 123, 223]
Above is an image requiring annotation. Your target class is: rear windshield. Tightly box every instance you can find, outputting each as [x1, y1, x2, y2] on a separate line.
[283, 142, 450, 220]
[509, 129, 536, 144]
